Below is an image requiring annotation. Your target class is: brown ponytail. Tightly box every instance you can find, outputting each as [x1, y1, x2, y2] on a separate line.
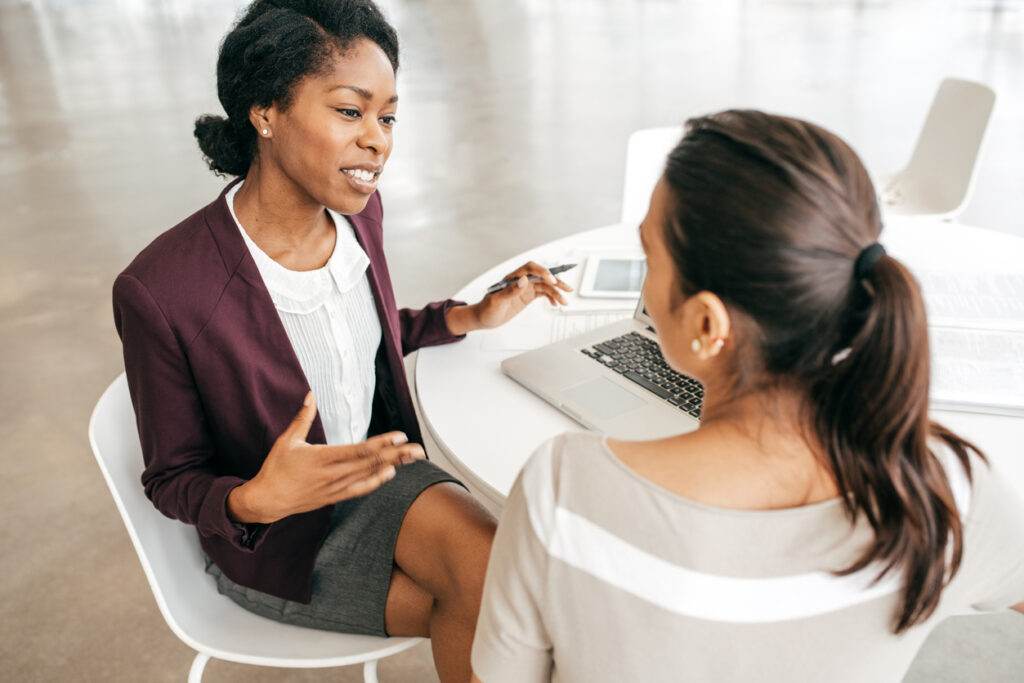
[811, 255, 979, 631]
[661, 110, 984, 633]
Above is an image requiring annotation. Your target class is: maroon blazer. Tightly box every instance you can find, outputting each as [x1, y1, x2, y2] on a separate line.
[113, 180, 464, 603]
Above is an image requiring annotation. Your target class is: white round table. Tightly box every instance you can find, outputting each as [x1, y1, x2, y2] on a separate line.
[415, 219, 1024, 510]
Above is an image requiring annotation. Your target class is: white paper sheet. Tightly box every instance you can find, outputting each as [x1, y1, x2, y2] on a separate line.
[479, 308, 633, 352]
[919, 271, 1024, 331]
[929, 327, 1024, 415]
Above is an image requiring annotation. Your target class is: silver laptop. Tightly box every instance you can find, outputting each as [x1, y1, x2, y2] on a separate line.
[502, 297, 703, 440]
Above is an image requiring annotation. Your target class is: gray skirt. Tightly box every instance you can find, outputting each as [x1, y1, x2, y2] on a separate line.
[205, 459, 463, 636]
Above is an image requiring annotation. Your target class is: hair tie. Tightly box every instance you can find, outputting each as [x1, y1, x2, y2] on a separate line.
[854, 243, 886, 279]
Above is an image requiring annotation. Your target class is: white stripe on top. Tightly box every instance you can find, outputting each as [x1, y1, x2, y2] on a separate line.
[226, 182, 382, 445]
[473, 430, 1024, 683]
[548, 506, 902, 623]
[522, 433, 972, 624]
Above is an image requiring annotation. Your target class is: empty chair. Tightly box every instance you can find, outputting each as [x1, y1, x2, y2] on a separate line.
[620, 125, 684, 226]
[88, 374, 425, 683]
[879, 77, 996, 220]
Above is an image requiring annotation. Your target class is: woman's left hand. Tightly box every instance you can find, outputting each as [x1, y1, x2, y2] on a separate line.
[446, 261, 573, 335]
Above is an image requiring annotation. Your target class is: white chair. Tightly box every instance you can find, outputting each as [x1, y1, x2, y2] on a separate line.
[88, 374, 425, 683]
[878, 77, 996, 220]
[620, 125, 683, 226]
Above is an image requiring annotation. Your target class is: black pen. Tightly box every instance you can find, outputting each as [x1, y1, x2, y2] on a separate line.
[485, 263, 577, 295]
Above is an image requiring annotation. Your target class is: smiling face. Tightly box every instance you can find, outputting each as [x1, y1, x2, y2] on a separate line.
[256, 38, 398, 215]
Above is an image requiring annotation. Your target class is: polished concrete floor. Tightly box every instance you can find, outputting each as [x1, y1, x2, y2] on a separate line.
[2, 0, 1023, 681]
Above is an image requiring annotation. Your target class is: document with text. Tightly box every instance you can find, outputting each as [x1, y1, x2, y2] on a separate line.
[920, 270, 1024, 415]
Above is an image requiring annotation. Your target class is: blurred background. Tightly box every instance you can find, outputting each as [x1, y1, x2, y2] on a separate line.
[1, 0, 1022, 680]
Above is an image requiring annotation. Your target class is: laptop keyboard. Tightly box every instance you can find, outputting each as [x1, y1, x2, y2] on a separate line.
[580, 331, 704, 419]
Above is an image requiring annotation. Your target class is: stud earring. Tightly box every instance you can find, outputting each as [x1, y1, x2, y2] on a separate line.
[712, 337, 726, 350]
[691, 339, 701, 353]
[261, 129, 269, 135]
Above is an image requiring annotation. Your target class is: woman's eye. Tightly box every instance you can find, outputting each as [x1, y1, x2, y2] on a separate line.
[336, 108, 360, 118]
[380, 115, 397, 127]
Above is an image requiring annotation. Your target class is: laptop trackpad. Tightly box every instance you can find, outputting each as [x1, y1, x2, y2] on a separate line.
[561, 377, 646, 421]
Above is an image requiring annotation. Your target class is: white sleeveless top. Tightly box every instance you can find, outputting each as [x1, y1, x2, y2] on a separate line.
[225, 183, 382, 446]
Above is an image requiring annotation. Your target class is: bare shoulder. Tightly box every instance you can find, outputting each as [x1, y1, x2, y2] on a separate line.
[605, 429, 838, 510]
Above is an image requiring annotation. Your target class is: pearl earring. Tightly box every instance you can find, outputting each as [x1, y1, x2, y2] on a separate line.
[262, 129, 269, 135]
[691, 339, 701, 353]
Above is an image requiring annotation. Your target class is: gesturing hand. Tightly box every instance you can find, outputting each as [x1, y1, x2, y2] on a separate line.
[227, 392, 426, 525]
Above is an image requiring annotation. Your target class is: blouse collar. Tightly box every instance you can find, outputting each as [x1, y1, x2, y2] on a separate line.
[224, 182, 370, 309]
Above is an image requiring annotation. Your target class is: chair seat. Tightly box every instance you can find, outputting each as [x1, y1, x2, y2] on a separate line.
[178, 597, 422, 668]
[879, 173, 961, 218]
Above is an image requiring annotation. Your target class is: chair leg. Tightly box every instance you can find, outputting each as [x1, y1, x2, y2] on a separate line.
[362, 658, 379, 683]
[188, 652, 210, 683]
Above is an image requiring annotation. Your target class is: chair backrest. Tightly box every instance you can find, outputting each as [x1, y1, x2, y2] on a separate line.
[890, 77, 996, 217]
[620, 125, 683, 226]
[88, 374, 427, 667]
[88, 374, 213, 652]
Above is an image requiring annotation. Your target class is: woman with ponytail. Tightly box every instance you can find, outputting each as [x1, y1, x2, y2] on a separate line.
[112, 2, 570, 681]
[471, 110, 1024, 682]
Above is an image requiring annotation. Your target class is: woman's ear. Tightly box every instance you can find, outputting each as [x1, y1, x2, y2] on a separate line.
[249, 105, 274, 138]
[688, 291, 731, 359]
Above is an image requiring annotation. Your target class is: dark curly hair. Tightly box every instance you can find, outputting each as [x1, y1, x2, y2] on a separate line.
[194, 0, 399, 176]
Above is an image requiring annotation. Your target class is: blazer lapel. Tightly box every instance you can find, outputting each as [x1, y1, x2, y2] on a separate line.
[201, 180, 328, 445]
[346, 207, 400, 361]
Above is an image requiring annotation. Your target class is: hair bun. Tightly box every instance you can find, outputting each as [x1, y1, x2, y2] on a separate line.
[193, 114, 254, 177]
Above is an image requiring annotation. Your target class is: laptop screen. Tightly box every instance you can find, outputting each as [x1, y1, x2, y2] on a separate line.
[634, 296, 655, 330]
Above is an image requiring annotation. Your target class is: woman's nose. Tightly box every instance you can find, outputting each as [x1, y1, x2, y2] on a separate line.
[358, 118, 388, 155]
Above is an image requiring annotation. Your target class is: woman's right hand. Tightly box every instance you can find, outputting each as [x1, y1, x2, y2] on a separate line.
[227, 392, 425, 524]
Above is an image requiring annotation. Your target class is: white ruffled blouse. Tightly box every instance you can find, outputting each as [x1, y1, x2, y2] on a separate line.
[225, 182, 382, 446]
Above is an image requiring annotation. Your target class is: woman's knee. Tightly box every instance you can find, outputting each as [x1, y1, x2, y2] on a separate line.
[395, 482, 496, 601]
[436, 487, 496, 607]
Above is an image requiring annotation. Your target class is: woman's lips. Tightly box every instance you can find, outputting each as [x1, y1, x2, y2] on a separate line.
[341, 166, 380, 192]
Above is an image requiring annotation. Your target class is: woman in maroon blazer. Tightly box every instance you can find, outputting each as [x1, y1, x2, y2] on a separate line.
[112, 2, 569, 681]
